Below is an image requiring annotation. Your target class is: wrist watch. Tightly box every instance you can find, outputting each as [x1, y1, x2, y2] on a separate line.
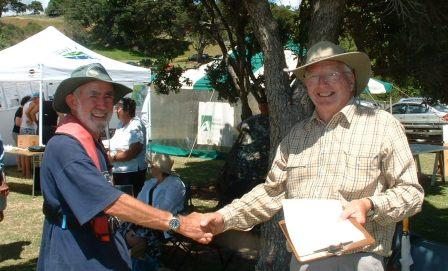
[168, 215, 181, 231]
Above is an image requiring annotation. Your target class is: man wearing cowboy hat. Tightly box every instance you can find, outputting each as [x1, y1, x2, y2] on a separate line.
[199, 41, 424, 270]
[37, 63, 211, 271]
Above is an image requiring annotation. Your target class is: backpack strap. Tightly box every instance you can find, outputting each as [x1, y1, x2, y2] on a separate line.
[55, 115, 101, 170]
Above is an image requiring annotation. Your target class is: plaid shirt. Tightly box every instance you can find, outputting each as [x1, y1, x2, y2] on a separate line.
[218, 100, 424, 256]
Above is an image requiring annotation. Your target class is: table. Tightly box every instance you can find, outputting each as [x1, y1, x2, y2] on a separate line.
[4, 148, 44, 196]
[410, 144, 447, 185]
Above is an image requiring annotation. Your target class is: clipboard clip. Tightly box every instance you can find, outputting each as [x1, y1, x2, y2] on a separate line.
[313, 241, 353, 256]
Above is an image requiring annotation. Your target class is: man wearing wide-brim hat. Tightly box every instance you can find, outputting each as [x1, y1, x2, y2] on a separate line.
[200, 41, 424, 271]
[37, 63, 211, 271]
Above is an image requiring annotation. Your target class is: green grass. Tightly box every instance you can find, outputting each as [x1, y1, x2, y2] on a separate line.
[91, 47, 147, 62]
[1, 153, 447, 271]
[411, 153, 448, 243]
[1, 153, 448, 270]
[0, 157, 224, 271]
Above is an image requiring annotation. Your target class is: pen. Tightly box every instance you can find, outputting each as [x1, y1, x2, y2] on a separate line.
[313, 241, 353, 254]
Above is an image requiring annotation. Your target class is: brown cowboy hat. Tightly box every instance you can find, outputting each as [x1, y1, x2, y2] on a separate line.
[53, 63, 132, 113]
[285, 41, 371, 96]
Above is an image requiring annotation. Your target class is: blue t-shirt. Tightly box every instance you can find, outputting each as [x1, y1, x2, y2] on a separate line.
[37, 135, 131, 271]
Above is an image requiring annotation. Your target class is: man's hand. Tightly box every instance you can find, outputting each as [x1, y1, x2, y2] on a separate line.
[178, 212, 213, 244]
[0, 179, 9, 197]
[200, 212, 225, 235]
[340, 198, 372, 225]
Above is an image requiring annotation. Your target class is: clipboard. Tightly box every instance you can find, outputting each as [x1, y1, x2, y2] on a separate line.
[279, 218, 375, 263]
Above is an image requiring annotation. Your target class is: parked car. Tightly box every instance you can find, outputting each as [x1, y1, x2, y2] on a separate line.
[188, 53, 210, 62]
[390, 101, 448, 124]
[358, 99, 381, 109]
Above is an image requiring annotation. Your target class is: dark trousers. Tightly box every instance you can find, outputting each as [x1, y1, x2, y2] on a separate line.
[113, 169, 147, 196]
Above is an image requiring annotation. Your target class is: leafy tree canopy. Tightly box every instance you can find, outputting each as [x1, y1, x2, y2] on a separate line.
[45, 0, 65, 17]
[28, 1, 43, 14]
[294, 0, 448, 103]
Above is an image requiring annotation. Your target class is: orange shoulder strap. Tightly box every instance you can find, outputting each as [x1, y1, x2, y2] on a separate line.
[55, 115, 101, 170]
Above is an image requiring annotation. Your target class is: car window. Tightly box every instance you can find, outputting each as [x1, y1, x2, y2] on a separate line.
[407, 104, 428, 114]
[392, 104, 407, 114]
[433, 104, 448, 113]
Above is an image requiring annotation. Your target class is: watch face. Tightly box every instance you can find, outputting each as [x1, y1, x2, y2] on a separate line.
[169, 217, 180, 230]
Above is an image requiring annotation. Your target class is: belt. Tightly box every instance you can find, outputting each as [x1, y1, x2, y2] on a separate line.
[43, 203, 82, 230]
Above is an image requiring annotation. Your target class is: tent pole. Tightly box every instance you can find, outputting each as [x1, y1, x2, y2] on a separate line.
[187, 89, 215, 158]
[39, 64, 44, 146]
[390, 93, 392, 114]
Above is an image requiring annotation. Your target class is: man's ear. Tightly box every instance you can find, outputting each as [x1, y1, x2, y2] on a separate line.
[65, 93, 78, 110]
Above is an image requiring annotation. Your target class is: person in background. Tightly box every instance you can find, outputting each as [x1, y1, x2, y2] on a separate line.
[108, 97, 147, 196]
[217, 101, 270, 207]
[0, 133, 9, 222]
[12, 95, 31, 172]
[26, 93, 40, 130]
[123, 153, 186, 271]
[20, 92, 39, 178]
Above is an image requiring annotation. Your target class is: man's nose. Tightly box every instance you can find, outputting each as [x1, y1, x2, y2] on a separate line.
[96, 97, 110, 110]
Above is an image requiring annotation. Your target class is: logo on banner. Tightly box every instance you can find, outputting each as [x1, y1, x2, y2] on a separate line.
[200, 115, 212, 132]
[62, 51, 94, 59]
[57, 48, 97, 60]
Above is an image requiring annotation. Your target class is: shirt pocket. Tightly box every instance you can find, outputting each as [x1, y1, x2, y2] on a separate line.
[284, 160, 312, 198]
[340, 151, 381, 199]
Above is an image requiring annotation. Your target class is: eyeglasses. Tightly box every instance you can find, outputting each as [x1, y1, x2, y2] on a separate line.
[304, 71, 351, 86]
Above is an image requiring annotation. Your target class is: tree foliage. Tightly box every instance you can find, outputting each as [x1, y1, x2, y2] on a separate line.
[343, 0, 448, 103]
[9, 0, 27, 14]
[28, 1, 43, 14]
[64, 0, 191, 59]
[0, 21, 43, 49]
[293, 0, 448, 103]
[45, 0, 65, 17]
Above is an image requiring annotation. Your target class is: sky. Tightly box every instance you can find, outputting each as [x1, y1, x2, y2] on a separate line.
[271, 0, 302, 10]
[20, 0, 49, 8]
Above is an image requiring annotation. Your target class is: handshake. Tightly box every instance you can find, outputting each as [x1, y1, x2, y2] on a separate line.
[175, 212, 225, 244]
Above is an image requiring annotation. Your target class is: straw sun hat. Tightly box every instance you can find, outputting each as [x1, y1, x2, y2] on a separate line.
[149, 153, 177, 176]
[285, 41, 372, 96]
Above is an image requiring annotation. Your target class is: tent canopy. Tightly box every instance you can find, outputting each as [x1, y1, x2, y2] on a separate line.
[0, 26, 151, 83]
[180, 50, 299, 91]
[0, 26, 151, 149]
[364, 78, 393, 94]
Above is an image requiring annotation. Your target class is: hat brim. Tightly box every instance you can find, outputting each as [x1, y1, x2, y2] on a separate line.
[53, 77, 132, 113]
[286, 52, 371, 96]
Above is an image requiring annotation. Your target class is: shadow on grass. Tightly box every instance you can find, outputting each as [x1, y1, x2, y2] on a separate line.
[6, 181, 33, 196]
[413, 199, 448, 244]
[420, 176, 446, 196]
[0, 258, 37, 271]
[0, 241, 31, 263]
[176, 159, 224, 202]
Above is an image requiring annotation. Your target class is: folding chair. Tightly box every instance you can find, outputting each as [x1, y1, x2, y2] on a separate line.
[160, 182, 231, 270]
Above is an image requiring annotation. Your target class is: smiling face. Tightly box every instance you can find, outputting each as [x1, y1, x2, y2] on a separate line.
[66, 81, 114, 137]
[304, 60, 355, 123]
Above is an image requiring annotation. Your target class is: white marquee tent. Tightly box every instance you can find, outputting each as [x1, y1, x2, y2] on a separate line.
[0, 26, 151, 162]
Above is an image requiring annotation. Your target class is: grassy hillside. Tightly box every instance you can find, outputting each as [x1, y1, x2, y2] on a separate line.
[0, 14, 221, 67]
[0, 15, 65, 31]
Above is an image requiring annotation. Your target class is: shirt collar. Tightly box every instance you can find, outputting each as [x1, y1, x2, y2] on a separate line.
[305, 98, 357, 129]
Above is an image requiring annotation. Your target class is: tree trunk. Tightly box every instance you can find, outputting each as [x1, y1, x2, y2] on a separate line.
[244, 1, 301, 271]
[244, 0, 344, 270]
[308, 0, 347, 45]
